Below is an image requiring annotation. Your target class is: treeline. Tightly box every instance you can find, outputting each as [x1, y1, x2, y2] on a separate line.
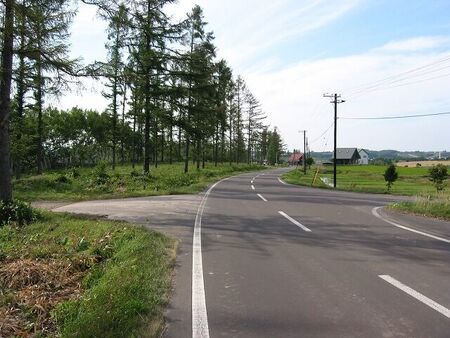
[0, 0, 285, 202]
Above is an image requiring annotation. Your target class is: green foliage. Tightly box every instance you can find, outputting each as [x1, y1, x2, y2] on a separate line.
[0, 200, 37, 227]
[428, 164, 448, 191]
[13, 163, 267, 201]
[55, 174, 71, 184]
[0, 212, 175, 337]
[283, 165, 439, 195]
[390, 192, 450, 220]
[306, 157, 315, 168]
[384, 164, 398, 192]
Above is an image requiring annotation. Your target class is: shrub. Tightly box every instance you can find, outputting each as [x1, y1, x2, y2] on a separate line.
[429, 164, 448, 191]
[384, 164, 398, 192]
[55, 174, 71, 184]
[70, 167, 81, 178]
[92, 162, 110, 186]
[0, 200, 37, 227]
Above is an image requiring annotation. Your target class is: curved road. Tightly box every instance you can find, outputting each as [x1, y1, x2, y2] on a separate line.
[166, 168, 450, 337]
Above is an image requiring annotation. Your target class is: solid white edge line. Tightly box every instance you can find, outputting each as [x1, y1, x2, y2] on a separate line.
[193, 178, 229, 338]
[278, 211, 312, 232]
[278, 177, 288, 185]
[379, 275, 450, 319]
[372, 207, 450, 244]
[257, 193, 267, 202]
[251, 185, 255, 190]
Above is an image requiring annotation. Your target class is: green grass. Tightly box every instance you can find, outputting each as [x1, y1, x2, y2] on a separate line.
[0, 212, 176, 337]
[390, 193, 450, 220]
[14, 162, 267, 202]
[283, 165, 445, 195]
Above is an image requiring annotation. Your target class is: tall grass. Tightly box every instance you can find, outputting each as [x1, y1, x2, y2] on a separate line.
[390, 192, 450, 220]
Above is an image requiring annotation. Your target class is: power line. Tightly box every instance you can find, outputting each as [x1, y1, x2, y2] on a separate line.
[345, 54, 450, 94]
[340, 111, 450, 120]
[309, 121, 334, 145]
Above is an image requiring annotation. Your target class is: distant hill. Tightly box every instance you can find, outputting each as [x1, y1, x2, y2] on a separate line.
[310, 150, 449, 162]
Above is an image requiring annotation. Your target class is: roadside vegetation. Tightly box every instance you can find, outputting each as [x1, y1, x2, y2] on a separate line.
[14, 162, 267, 202]
[0, 208, 176, 337]
[283, 164, 450, 220]
[390, 193, 450, 220]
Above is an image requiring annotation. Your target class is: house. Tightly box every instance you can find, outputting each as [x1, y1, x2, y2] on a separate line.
[333, 148, 360, 165]
[288, 152, 303, 166]
[358, 149, 369, 165]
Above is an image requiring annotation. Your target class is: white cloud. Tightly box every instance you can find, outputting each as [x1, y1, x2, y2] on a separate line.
[375, 36, 450, 53]
[243, 43, 450, 151]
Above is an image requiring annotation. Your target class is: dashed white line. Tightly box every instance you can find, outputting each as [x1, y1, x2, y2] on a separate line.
[251, 185, 255, 190]
[379, 275, 450, 319]
[372, 207, 450, 244]
[257, 193, 268, 202]
[278, 211, 312, 232]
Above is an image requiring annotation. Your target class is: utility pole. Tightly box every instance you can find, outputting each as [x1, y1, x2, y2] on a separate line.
[323, 93, 345, 188]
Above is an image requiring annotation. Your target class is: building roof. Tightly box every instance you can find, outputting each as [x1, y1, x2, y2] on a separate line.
[358, 148, 369, 155]
[335, 148, 360, 160]
[289, 152, 303, 162]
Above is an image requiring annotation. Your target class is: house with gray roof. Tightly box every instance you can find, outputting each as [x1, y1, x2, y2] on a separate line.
[358, 149, 369, 165]
[333, 148, 361, 165]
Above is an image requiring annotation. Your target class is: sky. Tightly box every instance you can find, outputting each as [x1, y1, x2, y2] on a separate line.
[60, 0, 450, 152]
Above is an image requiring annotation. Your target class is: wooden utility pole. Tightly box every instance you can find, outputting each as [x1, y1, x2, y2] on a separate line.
[323, 93, 345, 188]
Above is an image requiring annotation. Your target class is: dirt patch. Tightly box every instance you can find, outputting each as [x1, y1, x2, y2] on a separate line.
[0, 258, 86, 337]
[397, 160, 450, 167]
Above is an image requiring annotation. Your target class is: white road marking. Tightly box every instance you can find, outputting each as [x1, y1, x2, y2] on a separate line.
[278, 177, 288, 185]
[251, 185, 255, 190]
[278, 211, 312, 232]
[257, 193, 268, 202]
[379, 275, 450, 319]
[193, 179, 229, 338]
[372, 207, 450, 244]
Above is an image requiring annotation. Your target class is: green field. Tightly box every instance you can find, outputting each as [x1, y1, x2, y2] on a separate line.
[14, 163, 266, 202]
[283, 165, 442, 195]
[283, 165, 450, 220]
[0, 212, 175, 337]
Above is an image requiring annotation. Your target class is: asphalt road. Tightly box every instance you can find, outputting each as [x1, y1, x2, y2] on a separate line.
[166, 168, 450, 338]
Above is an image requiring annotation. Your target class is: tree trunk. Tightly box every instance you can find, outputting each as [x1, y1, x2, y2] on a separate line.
[36, 51, 44, 175]
[0, 0, 14, 202]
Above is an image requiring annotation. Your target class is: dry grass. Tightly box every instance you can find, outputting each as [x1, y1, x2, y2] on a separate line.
[0, 258, 86, 337]
[396, 160, 450, 167]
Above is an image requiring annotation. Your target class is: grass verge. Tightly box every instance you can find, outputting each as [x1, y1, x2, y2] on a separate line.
[0, 211, 176, 337]
[389, 193, 450, 220]
[14, 163, 267, 202]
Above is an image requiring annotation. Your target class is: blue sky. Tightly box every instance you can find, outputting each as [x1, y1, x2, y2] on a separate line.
[61, 0, 450, 152]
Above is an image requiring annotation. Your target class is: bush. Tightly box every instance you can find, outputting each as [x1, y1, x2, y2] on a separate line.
[69, 167, 81, 178]
[55, 174, 71, 184]
[0, 200, 37, 227]
[429, 164, 448, 191]
[92, 162, 110, 186]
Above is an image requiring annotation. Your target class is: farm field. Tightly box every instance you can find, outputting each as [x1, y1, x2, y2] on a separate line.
[283, 164, 450, 220]
[13, 163, 266, 202]
[283, 164, 443, 195]
[396, 160, 450, 167]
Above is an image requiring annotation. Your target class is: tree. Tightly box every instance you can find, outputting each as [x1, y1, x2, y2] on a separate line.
[429, 164, 448, 192]
[103, 3, 128, 170]
[0, 0, 15, 202]
[384, 164, 398, 192]
[267, 127, 283, 165]
[306, 156, 314, 169]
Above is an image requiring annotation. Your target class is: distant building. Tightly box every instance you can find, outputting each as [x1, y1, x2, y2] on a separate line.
[358, 149, 369, 165]
[288, 152, 303, 166]
[333, 148, 361, 165]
